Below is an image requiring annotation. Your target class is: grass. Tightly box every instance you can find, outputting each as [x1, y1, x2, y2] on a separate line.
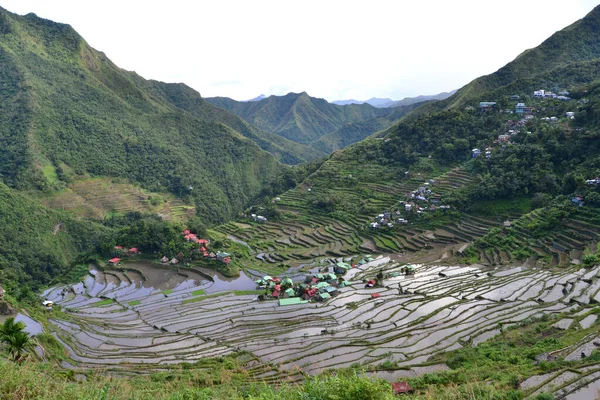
[191, 289, 206, 296]
[470, 196, 532, 218]
[181, 292, 231, 304]
[162, 289, 173, 296]
[233, 290, 265, 295]
[0, 357, 397, 400]
[94, 299, 114, 306]
[128, 300, 141, 306]
[41, 163, 58, 185]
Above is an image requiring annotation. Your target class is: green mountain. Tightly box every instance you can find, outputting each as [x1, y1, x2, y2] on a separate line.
[421, 5, 600, 111]
[309, 101, 423, 153]
[0, 8, 297, 224]
[260, 4, 600, 269]
[0, 182, 109, 294]
[205, 91, 394, 144]
[144, 83, 325, 164]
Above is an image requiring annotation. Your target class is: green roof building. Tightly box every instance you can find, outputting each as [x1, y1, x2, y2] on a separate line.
[279, 298, 308, 306]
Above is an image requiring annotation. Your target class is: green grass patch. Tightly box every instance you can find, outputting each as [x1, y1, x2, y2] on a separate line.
[94, 299, 114, 306]
[42, 163, 59, 185]
[233, 290, 264, 296]
[470, 196, 532, 218]
[162, 289, 173, 296]
[128, 300, 141, 306]
[191, 289, 206, 296]
[181, 291, 231, 304]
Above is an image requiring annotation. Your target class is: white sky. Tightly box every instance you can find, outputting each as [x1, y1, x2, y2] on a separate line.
[1, 0, 598, 101]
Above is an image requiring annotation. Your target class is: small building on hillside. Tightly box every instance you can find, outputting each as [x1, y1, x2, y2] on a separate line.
[586, 177, 600, 185]
[510, 95, 520, 101]
[216, 252, 232, 264]
[472, 148, 481, 158]
[334, 262, 351, 275]
[515, 103, 526, 114]
[128, 247, 139, 255]
[479, 102, 497, 112]
[572, 197, 584, 207]
[108, 258, 121, 266]
[392, 382, 413, 395]
[161, 256, 169, 265]
[566, 111, 575, 118]
[534, 90, 545, 98]
[498, 134, 510, 143]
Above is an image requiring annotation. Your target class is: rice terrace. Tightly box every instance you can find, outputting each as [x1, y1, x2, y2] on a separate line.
[3, 2, 600, 399]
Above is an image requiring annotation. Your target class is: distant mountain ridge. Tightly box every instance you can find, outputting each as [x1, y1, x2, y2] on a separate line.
[331, 91, 456, 108]
[205, 92, 419, 151]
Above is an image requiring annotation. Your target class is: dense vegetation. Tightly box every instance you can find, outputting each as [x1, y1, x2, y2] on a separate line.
[0, 183, 109, 298]
[0, 7, 309, 225]
[206, 91, 416, 151]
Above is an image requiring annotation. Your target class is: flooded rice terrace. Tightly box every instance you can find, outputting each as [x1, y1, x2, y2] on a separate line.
[41, 259, 600, 394]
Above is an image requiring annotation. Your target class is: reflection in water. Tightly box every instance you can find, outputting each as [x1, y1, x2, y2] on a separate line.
[15, 313, 43, 336]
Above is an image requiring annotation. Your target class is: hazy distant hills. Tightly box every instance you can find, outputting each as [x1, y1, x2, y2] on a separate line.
[244, 94, 267, 102]
[331, 91, 456, 108]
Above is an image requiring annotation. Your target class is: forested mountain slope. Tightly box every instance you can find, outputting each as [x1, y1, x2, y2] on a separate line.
[411, 5, 600, 114]
[0, 8, 297, 223]
[206, 92, 396, 144]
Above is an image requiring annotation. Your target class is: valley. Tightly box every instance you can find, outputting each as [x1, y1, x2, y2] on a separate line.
[1, 3, 600, 399]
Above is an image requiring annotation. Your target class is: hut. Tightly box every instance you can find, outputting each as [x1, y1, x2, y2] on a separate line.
[108, 258, 121, 266]
[392, 382, 412, 395]
[161, 256, 169, 265]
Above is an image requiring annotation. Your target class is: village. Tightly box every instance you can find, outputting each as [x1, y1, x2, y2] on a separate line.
[107, 229, 232, 269]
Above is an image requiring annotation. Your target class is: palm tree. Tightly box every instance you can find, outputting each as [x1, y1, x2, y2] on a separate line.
[0, 317, 31, 362]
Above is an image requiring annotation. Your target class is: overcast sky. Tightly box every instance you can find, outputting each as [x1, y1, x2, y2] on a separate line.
[1, 1, 598, 101]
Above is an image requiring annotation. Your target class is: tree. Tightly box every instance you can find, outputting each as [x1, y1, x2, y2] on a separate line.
[0, 317, 32, 362]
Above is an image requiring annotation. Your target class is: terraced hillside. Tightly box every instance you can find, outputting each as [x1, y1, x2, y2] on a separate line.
[42, 260, 600, 398]
[474, 205, 600, 267]
[214, 165, 516, 272]
[39, 178, 195, 221]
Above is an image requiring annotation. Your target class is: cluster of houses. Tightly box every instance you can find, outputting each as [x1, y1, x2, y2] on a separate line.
[586, 178, 600, 185]
[472, 116, 535, 160]
[533, 89, 570, 101]
[108, 246, 141, 265]
[369, 181, 451, 230]
[255, 273, 348, 305]
[370, 210, 408, 230]
[255, 256, 378, 305]
[250, 214, 267, 223]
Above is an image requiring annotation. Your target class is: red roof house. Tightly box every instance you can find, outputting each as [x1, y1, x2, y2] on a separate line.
[108, 258, 121, 265]
[114, 246, 123, 250]
[183, 230, 191, 235]
[129, 247, 139, 254]
[392, 382, 412, 395]
[371, 293, 381, 299]
[200, 247, 207, 252]
[272, 290, 280, 297]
